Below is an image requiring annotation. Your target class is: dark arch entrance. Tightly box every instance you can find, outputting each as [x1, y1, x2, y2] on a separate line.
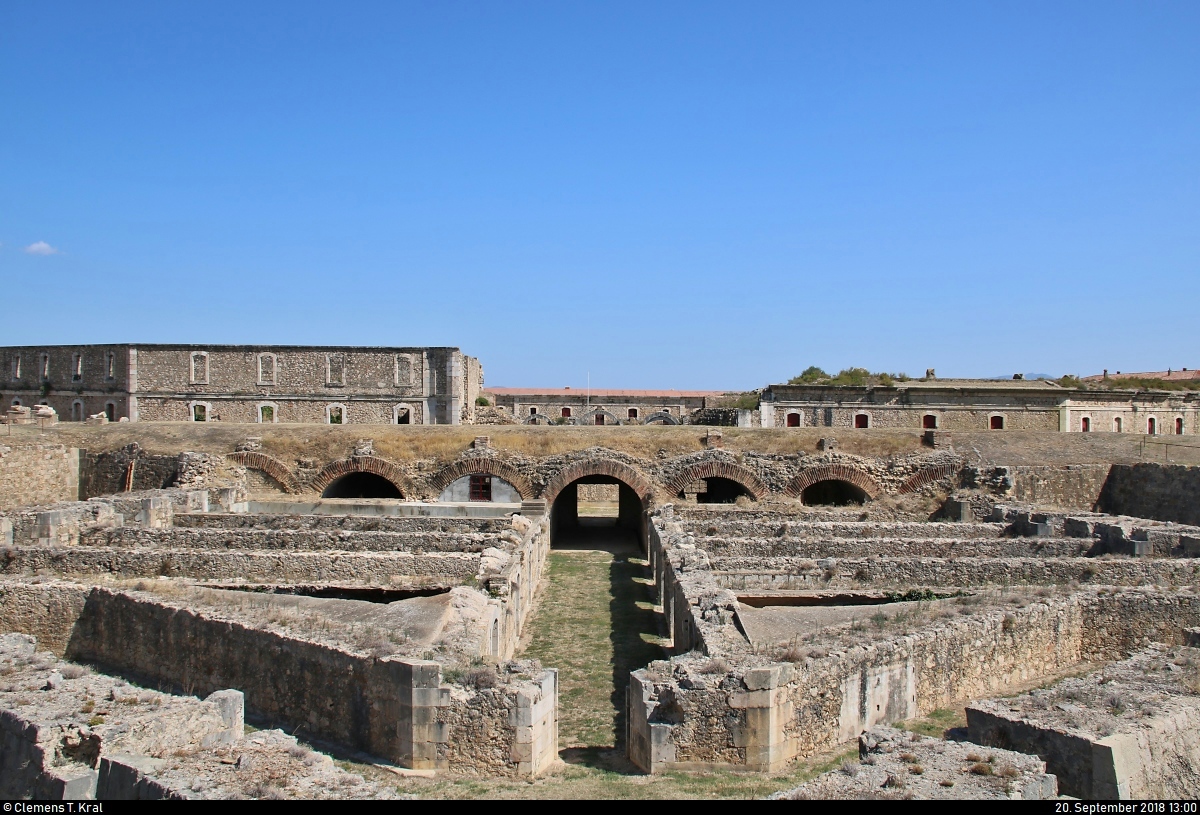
[320, 472, 403, 499]
[682, 477, 753, 504]
[550, 475, 644, 548]
[801, 479, 868, 506]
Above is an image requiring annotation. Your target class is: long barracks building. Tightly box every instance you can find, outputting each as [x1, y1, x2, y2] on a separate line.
[0, 344, 482, 425]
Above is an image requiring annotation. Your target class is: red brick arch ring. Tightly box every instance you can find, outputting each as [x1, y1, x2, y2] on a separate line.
[427, 458, 534, 500]
[540, 458, 658, 506]
[662, 461, 769, 501]
[226, 451, 301, 494]
[897, 462, 961, 495]
[784, 464, 883, 500]
[310, 456, 416, 498]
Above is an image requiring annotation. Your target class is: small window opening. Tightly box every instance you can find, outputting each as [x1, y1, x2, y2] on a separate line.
[529, 407, 538, 416]
[628, 408, 638, 420]
[786, 413, 801, 428]
[469, 475, 492, 502]
[72, 353, 82, 381]
[193, 404, 208, 422]
[11, 354, 21, 380]
[1114, 417, 1122, 433]
[395, 407, 410, 424]
[326, 354, 345, 386]
[41, 354, 50, 380]
[990, 415, 1005, 430]
[1176, 418, 1184, 435]
[329, 405, 344, 425]
[854, 414, 869, 429]
[922, 414, 937, 429]
[595, 413, 605, 425]
[258, 353, 277, 385]
[190, 352, 209, 384]
[106, 352, 115, 380]
[561, 407, 571, 418]
[259, 405, 274, 423]
[1081, 417, 1090, 432]
[1148, 417, 1156, 435]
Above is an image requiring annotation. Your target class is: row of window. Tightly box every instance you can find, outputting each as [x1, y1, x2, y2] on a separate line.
[188, 352, 415, 387]
[10, 352, 117, 382]
[188, 402, 415, 424]
[784, 412, 1189, 433]
[528, 406, 643, 420]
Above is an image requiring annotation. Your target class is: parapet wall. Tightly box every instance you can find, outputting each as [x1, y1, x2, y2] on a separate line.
[1099, 464, 1200, 526]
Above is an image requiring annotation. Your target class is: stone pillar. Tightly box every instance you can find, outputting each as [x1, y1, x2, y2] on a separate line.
[509, 669, 558, 777]
[396, 660, 450, 770]
[137, 497, 174, 528]
[730, 663, 794, 772]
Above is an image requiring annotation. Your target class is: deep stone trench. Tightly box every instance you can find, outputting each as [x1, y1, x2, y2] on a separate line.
[736, 590, 961, 608]
[199, 584, 449, 603]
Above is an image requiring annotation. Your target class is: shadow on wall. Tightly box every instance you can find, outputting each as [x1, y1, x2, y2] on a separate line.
[320, 472, 403, 499]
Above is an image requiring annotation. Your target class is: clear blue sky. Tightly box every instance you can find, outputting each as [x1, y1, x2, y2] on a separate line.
[2, 2, 1197, 389]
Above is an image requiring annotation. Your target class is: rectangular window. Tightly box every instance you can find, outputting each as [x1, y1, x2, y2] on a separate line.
[561, 407, 571, 418]
[190, 352, 209, 384]
[469, 475, 492, 502]
[41, 354, 50, 380]
[328, 405, 344, 424]
[193, 404, 207, 422]
[257, 353, 277, 385]
[394, 354, 412, 386]
[259, 405, 275, 423]
[990, 416, 1004, 430]
[72, 353, 82, 381]
[628, 408, 638, 419]
[106, 352, 115, 380]
[11, 354, 19, 380]
[326, 354, 345, 386]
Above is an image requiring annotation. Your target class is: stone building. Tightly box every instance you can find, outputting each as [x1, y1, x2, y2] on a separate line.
[761, 378, 1198, 434]
[486, 388, 723, 425]
[0, 344, 482, 425]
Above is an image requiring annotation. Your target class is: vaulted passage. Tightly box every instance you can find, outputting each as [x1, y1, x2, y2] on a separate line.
[693, 476, 753, 504]
[320, 472, 403, 499]
[801, 479, 868, 506]
[550, 475, 644, 548]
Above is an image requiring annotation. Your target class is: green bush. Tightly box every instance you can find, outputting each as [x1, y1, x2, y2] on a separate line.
[475, 396, 490, 406]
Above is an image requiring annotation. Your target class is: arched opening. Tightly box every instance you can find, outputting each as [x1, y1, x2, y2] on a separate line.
[1114, 417, 1122, 433]
[854, 414, 869, 429]
[922, 414, 937, 429]
[320, 472, 403, 499]
[1081, 416, 1090, 432]
[681, 476, 753, 504]
[1148, 417, 1157, 435]
[786, 412, 801, 427]
[801, 479, 868, 506]
[550, 475, 644, 548]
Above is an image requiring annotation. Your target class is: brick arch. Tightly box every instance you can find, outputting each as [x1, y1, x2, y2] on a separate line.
[663, 460, 768, 501]
[226, 451, 300, 494]
[897, 462, 961, 495]
[579, 408, 623, 426]
[541, 458, 657, 506]
[784, 464, 882, 500]
[642, 411, 680, 425]
[427, 458, 534, 499]
[310, 456, 415, 498]
[524, 413, 553, 425]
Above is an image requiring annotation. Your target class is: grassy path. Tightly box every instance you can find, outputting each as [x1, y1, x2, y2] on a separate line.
[520, 544, 664, 750]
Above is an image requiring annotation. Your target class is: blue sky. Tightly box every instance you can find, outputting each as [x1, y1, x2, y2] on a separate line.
[2, 2, 1197, 389]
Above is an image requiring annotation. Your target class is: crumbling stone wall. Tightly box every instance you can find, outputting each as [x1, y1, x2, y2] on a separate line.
[1099, 463, 1200, 526]
[0, 443, 80, 510]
